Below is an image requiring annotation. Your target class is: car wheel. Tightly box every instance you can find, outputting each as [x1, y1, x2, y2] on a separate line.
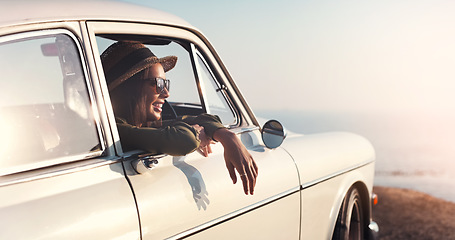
[332, 187, 364, 240]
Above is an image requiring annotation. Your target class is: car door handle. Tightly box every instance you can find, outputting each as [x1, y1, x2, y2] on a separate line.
[131, 154, 163, 174]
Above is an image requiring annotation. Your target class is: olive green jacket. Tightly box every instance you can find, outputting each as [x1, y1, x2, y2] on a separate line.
[116, 114, 224, 156]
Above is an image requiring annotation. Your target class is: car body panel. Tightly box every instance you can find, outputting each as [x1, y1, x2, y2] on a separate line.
[0, 161, 139, 239]
[282, 131, 375, 185]
[185, 192, 301, 240]
[0, 1, 190, 30]
[122, 119, 301, 239]
[282, 132, 375, 239]
[300, 163, 375, 239]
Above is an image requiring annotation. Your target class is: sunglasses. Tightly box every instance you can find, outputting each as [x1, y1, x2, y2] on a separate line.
[147, 77, 170, 94]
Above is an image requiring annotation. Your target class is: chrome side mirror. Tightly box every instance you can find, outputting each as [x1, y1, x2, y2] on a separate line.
[261, 120, 286, 149]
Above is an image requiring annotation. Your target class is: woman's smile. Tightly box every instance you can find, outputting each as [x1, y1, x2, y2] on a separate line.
[152, 101, 164, 113]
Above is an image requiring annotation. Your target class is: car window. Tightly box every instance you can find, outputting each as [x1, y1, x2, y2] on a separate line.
[96, 36, 237, 124]
[194, 48, 237, 125]
[0, 31, 101, 174]
[96, 37, 201, 108]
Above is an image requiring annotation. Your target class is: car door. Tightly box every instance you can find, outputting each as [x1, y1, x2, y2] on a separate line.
[0, 24, 139, 239]
[87, 21, 301, 239]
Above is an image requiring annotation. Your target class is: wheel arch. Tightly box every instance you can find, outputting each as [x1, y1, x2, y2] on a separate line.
[352, 181, 373, 236]
[329, 181, 373, 239]
[339, 181, 372, 240]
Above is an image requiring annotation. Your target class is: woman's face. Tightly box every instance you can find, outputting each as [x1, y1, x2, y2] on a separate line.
[142, 63, 169, 121]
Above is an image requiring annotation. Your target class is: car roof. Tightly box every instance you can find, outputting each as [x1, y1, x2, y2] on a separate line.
[0, 0, 193, 30]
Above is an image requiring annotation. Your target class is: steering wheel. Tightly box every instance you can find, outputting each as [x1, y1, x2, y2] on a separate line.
[162, 100, 178, 120]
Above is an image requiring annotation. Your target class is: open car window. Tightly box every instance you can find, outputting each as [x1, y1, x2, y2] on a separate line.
[95, 35, 237, 124]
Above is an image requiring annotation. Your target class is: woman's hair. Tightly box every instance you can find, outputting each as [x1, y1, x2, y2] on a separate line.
[110, 71, 149, 127]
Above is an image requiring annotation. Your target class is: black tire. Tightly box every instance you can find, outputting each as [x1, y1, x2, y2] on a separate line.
[332, 187, 364, 240]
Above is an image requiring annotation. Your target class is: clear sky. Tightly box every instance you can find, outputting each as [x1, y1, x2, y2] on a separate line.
[120, 0, 455, 115]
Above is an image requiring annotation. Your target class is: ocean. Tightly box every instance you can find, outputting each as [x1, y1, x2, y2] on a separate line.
[255, 110, 455, 203]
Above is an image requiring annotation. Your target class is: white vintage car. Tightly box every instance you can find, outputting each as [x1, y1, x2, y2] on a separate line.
[0, 1, 378, 239]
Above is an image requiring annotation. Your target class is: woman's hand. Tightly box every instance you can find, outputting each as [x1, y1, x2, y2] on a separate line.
[192, 124, 214, 157]
[213, 128, 258, 195]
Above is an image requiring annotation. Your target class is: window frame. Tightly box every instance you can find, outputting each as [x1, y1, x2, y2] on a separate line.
[93, 33, 240, 126]
[190, 43, 239, 126]
[0, 29, 106, 176]
[87, 21, 260, 155]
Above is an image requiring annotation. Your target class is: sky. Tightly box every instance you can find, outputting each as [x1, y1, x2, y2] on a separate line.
[119, 0, 455, 115]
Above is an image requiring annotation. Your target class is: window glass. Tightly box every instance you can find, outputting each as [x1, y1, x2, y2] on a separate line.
[195, 51, 236, 125]
[0, 32, 101, 173]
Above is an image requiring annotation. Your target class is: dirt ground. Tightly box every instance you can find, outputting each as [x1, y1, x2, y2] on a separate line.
[372, 186, 455, 240]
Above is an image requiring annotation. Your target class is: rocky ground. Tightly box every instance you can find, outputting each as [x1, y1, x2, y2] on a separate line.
[372, 186, 455, 240]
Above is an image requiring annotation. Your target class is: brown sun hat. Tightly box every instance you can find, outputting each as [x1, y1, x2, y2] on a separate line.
[100, 41, 177, 91]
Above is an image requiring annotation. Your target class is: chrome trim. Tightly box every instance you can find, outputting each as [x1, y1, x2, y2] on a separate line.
[0, 28, 107, 176]
[301, 160, 375, 190]
[64, 28, 107, 154]
[0, 151, 104, 177]
[76, 31, 108, 155]
[0, 158, 119, 187]
[230, 125, 259, 135]
[189, 43, 209, 113]
[166, 186, 301, 240]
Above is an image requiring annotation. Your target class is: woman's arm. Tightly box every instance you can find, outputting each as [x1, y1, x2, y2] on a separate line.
[117, 120, 201, 156]
[181, 114, 258, 195]
[213, 128, 258, 195]
[118, 115, 258, 195]
[179, 114, 224, 140]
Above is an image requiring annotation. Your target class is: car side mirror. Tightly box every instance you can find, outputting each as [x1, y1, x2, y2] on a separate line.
[261, 120, 286, 149]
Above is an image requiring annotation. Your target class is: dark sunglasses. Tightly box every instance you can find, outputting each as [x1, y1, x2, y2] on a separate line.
[147, 77, 170, 94]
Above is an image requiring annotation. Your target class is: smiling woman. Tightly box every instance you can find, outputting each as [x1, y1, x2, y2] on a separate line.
[99, 39, 258, 194]
[102, 41, 177, 126]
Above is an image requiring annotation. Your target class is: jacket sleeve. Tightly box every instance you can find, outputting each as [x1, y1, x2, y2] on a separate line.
[117, 119, 201, 156]
[178, 114, 225, 140]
